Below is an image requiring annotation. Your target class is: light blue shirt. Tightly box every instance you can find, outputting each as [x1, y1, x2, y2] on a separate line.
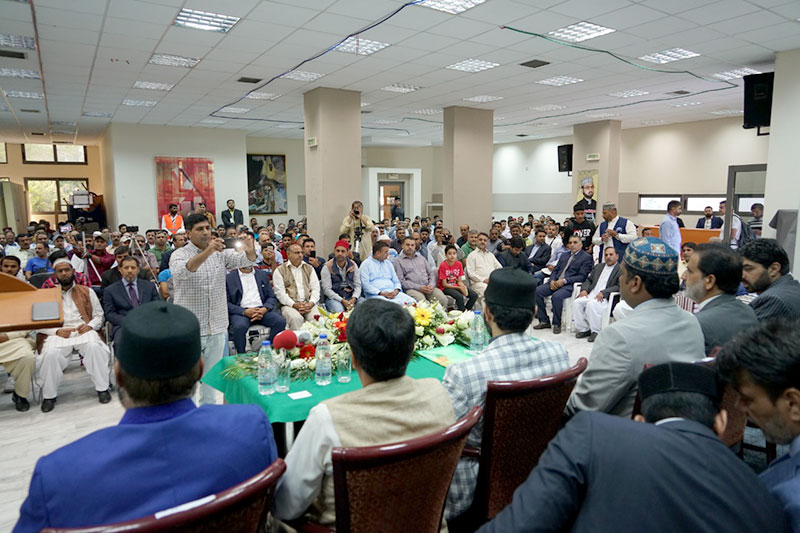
[660, 213, 681, 254]
[359, 256, 402, 296]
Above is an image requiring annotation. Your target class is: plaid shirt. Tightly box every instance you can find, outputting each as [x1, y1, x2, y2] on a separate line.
[170, 242, 254, 336]
[41, 270, 91, 289]
[442, 332, 570, 519]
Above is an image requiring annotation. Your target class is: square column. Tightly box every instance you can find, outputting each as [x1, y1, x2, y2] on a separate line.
[572, 120, 622, 217]
[304, 88, 362, 252]
[442, 106, 494, 232]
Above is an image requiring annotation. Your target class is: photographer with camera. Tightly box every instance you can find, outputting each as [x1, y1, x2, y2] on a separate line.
[340, 200, 375, 258]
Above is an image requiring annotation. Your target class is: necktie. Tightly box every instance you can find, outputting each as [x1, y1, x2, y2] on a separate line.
[128, 282, 139, 307]
[558, 253, 575, 280]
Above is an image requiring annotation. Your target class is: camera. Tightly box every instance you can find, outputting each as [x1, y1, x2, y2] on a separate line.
[353, 210, 360, 216]
[127, 225, 139, 233]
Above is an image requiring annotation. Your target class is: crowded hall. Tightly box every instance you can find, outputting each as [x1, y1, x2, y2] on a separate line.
[1, 0, 800, 531]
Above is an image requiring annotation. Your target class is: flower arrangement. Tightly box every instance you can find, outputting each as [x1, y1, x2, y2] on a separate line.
[407, 300, 473, 351]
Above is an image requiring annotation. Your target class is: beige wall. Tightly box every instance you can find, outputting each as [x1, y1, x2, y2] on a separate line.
[245, 137, 305, 227]
[363, 146, 443, 208]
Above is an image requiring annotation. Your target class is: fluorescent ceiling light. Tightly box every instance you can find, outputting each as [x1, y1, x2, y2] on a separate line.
[51, 121, 77, 126]
[0, 67, 40, 79]
[463, 95, 503, 103]
[174, 8, 240, 33]
[4, 90, 43, 99]
[0, 33, 36, 50]
[50, 129, 75, 135]
[82, 111, 112, 118]
[585, 112, 619, 118]
[672, 101, 702, 108]
[531, 104, 566, 111]
[122, 99, 157, 107]
[418, 0, 486, 15]
[280, 70, 323, 82]
[246, 92, 281, 100]
[133, 80, 174, 91]
[536, 76, 583, 87]
[361, 102, 371, 107]
[372, 119, 399, 125]
[335, 36, 390, 56]
[493, 116, 505, 122]
[411, 109, 441, 115]
[381, 84, 421, 93]
[548, 21, 615, 43]
[609, 89, 649, 98]
[149, 53, 199, 68]
[446, 58, 499, 73]
[641, 120, 665, 125]
[531, 122, 558, 127]
[709, 109, 743, 115]
[220, 106, 250, 113]
[200, 118, 227, 124]
[639, 48, 700, 64]
[275, 123, 301, 129]
[712, 67, 761, 81]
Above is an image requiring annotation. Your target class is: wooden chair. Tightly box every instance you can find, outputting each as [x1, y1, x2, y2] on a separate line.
[42, 458, 286, 533]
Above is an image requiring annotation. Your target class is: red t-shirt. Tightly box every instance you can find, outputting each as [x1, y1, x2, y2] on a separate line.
[438, 261, 463, 291]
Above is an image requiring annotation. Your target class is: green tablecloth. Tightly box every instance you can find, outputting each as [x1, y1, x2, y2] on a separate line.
[203, 348, 464, 423]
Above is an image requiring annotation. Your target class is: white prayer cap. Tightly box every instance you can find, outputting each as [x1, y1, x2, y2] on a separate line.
[377, 234, 391, 242]
[92, 231, 103, 237]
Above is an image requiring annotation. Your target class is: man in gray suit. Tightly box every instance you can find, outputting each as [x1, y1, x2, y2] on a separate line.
[565, 237, 705, 418]
[740, 239, 800, 322]
[573, 247, 621, 342]
[683, 243, 757, 355]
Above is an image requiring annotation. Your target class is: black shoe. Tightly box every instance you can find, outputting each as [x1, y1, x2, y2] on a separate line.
[41, 398, 56, 413]
[98, 389, 112, 404]
[575, 330, 591, 339]
[553, 325, 562, 334]
[533, 322, 551, 330]
[588, 332, 598, 343]
[12, 392, 29, 412]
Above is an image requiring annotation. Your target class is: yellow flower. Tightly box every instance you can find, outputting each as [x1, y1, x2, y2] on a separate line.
[414, 307, 433, 327]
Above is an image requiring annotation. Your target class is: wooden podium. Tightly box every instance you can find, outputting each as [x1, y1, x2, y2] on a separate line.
[0, 272, 63, 332]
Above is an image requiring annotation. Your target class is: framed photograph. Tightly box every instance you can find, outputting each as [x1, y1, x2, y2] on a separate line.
[247, 154, 287, 214]
[154, 157, 215, 222]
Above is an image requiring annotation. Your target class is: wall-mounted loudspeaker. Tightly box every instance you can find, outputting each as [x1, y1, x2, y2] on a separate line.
[743, 72, 774, 130]
[557, 144, 573, 173]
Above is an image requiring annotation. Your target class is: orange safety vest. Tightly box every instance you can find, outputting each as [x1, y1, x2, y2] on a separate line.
[162, 214, 184, 234]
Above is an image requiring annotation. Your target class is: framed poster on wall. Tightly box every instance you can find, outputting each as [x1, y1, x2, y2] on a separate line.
[154, 157, 215, 222]
[247, 154, 287, 214]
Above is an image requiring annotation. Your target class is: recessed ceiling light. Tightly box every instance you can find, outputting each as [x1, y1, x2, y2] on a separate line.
[381, 84, 421, 93]
[51, 121, 77, 126]
[446, 58, 499, 73]
[133, 81, 174, 91]
[639, 48, 700, 64]
[372, 119, 399, 125]
[246, 92, 281, 101]
[50, 128, 75, 135]
[493, 116, 505, 122]
[672, 101, 703, 108]
[220, 106, 250, 113]
[0, 67, 40, 79]
[82, 111, 112, 118]
[0, 33, 36, 50]
[585, 112, 619, 118]
[275, 122, 302, 129]
[418, 0, 486, 14]
[548, 21, 615, 43]
[200, 118, 227, 124]
[609, 89, 650, 98]
[361, 102, 371, 107]
[531, 122, 558, 127]
[463, 95, 503, 103]
[411, 108, 441, 115]
[641, 120, 665, 125]
[149, 53, 199, 68]
[712, 67, 761, 81]
[122, 99, 157, 107]
[4, 90, 43, 99]
[174, 8, 240, 33]
[335, 36, 390, 56]
[531, 104, 567, 111]
[536, 76, 583, 87]
[709, 109, 744, 115]
[280, 70, 323, 82]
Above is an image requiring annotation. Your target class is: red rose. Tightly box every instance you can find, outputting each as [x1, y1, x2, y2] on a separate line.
[313, 314, 320, 321]
[447, 320, 455, 325]
[338, 312, 345, 320]
[337, 331, 347, 343]
[436, 326, 445, 334]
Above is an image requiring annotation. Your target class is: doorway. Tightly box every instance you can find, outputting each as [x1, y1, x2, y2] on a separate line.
[379, 181, 405, 222]
[724, 164, 766, 243]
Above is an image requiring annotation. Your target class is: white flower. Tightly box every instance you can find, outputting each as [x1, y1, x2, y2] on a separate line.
[406, 305, 417, 318]
[290, 359, 306, 370]
[415, 325, 424, 337]
[456, 311, 474, 330]
[422, 334, 434, 346]
[308, 359, 316, 371]
[448, 310, 463, 317]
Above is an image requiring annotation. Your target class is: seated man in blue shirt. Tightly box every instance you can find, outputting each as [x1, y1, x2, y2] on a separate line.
[359, 241, 416, 305]
[23, 242, 53, 280]
[14, 301, 278, 532]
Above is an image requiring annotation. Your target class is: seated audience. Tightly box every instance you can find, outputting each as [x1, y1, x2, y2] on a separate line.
[443, 268, 569, 520]
[524, 229, 551, 273]
[438, 244, 477, 311]
[226, 266, 286, 352]
[1, 255, 25, 280]
[682, 243, 757, 355]
[274, 299, 455, 525]
[533, 228, 571, 287]
[302, 237, 324, 278]
[37, 259, 111, 413]
[477, 363, 786, 532]
[320, 240, 361, 313]
[534, 235, 593, 334]
[101, 246, 147, 288]
[360, 241, 416, 305]
[395, 236, 448, 308]
[14, 302, 278, 532]
[460, 229, 479, 257]
[573, 247, 621, 342]
[273, 243, 321, 329]
[148, 230, 172, 264]
[740, 239, 800, 321]
[677, 241, 696, 282]
[0, 328, 35, 412]
[86, 234, 115, 286]
[103, 257, 161, 345]
[23, 242, 53, 279]
[497, 236, 530, 272]
[456, 224, 469, 247]
[467, 233, 502, 299]
[486, 227, 502, 254]
[696, 205, 723, 229]
[389, 226, 406, 253]
[158, 230, 187, 271]
[544, 223, 563, 262]
[7, 234, 33, 264]
[256, 241, 281, 279]
[132, 234, 159, 280]
[565, 237, 704, 418]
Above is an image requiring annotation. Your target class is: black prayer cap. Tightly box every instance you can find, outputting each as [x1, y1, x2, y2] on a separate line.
[639, 362, 721, 404]
[484, 267, 537, 309]
[118, 301, 201, 379]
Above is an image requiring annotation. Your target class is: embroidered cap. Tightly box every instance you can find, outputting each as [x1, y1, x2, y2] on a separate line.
[638, 362, 721, 404]
[580, 176, 594, 187]
[484, 267, 537, 309]
[623, 237, 678, 276]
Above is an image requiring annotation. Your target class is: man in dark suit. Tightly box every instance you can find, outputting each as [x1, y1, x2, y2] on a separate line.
[740, 239, 800, 321]
[101, 245, 148, 289]
[573, 247, 621, 342]
[226, 266, 286, 353]
[682, 243, 757, 355]
[14, 302, 278, 532]
[221, 199, 244, 228]
[696, 205, 724, 229]
[477, 362, 786, 533]
[533, 235, 592, 334]
[103, 256, 161, 344]
[524, 228, 551, 273]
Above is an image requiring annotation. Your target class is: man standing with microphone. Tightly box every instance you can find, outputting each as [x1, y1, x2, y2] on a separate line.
[170, 213, 257, 405]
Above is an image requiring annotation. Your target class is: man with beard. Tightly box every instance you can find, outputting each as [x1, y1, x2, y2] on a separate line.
[682, 243, 757, 355]
[576, 176, 597, 222]
[37, 259, 111, 412]
[740, 239, 800, 321]
[567, 203, 595, 252]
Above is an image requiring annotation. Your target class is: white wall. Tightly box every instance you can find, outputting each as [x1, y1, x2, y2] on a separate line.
[245, 137, 306, 227]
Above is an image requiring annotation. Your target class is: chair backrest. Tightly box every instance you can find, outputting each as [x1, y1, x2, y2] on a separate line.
[332, 405, 482, 533]
[41, 459, 286, 533]
[474, 358, 588, 520]
[30, 272, 52, 288]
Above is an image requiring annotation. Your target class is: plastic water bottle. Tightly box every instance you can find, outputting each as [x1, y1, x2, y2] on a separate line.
[470, 311, 486, 353]
[315, 334, 332, 386]
[257, 341, 276, 395]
